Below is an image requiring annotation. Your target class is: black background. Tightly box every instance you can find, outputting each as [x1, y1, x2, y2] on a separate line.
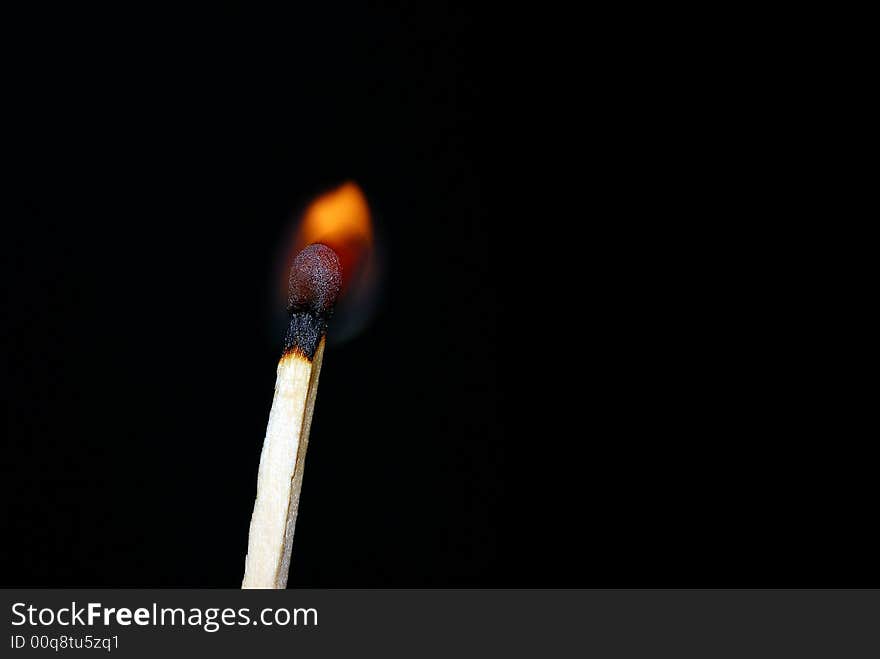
[5, 5, 875, 587]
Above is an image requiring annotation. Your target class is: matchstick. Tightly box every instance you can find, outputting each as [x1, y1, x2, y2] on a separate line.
[242, 243, 342, 589]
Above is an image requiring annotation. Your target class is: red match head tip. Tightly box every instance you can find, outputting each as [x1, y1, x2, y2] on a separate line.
[288, 243, 343, 316]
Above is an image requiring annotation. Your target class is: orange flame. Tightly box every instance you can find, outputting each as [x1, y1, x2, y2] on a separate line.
[292, 182, 373, 290]
[277, 181, 380, 343]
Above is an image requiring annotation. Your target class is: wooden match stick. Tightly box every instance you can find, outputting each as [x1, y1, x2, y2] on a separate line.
[242, 243, 342, 589]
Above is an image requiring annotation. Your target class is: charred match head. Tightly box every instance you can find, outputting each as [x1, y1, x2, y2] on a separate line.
[288, 243, 342, 315]
[283, 243, 342, 360]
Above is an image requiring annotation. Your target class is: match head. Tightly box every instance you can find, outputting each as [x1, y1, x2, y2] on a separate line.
[287, 243, 342, 316]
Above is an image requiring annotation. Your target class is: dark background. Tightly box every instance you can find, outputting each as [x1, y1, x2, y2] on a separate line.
[5, 5, 875, 587]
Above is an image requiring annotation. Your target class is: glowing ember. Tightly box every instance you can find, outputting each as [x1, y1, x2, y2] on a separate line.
[292, 181, 373, 292]
[277, 181, 380, 344]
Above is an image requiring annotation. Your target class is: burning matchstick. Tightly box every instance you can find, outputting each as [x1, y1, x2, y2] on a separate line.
[242, 181, 374, 589]
[242, 243, 342, 589]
